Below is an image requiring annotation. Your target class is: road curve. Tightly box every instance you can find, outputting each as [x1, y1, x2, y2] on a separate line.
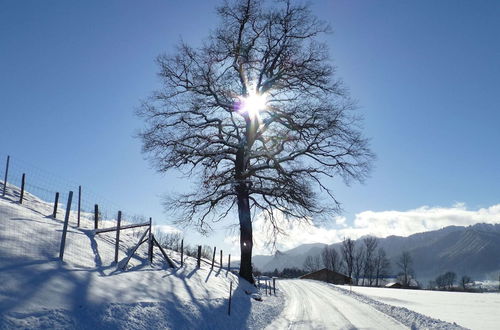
[266, 279, 406, 330]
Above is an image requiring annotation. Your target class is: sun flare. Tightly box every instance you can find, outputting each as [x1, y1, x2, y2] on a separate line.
[239, 92, 267, 118]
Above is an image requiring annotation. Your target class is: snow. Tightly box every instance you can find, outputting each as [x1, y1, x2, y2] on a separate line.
[267, 279, 407, 329]
[3, 180, 499, 329]
[347, 285, 500, 330]
[0, 183, 284, 329]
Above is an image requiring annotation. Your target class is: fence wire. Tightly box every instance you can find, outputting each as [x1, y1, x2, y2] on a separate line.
[0, 154, 152, 269]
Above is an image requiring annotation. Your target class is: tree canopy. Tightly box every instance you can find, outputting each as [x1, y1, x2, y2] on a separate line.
[138, 0, 374, 282]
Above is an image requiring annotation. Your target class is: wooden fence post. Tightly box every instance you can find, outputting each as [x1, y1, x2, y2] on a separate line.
[211, 246, 216, 270]
[114, 211, 122, 264]
[148, 217, 153, 264]
[2, 155, 9, 197]
[220, 250, 223, 268]
[228, 281, 232, 316]
[197, 245, 201, 268]
[52, 192, 59, 218]
[59, 191, 73, 260]
[94, 204, 98, 229]
[19, 173, 25, 204]
[228, 254, 231, 271]
[77, 186, 81, 227]
[273, 278, 276, 295]
[180, 239, 184, 267]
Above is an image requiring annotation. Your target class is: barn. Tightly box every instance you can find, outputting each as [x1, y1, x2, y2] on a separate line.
[299, 268, 352, 285]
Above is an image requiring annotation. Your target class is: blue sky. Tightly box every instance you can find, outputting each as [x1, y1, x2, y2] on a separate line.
[1, 1, 499, 256]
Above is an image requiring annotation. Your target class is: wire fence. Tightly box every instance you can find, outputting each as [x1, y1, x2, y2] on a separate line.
[0, 153, 152, 269]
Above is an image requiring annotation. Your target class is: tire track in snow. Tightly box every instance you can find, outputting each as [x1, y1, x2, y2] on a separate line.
[267, 279, 405, 330]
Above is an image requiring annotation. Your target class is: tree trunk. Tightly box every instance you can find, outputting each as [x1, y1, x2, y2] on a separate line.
[236, 144, 254, 284]
[237, 183, 253, 283]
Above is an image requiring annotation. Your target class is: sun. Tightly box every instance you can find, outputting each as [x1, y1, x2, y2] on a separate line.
[239, 92, 267, 119]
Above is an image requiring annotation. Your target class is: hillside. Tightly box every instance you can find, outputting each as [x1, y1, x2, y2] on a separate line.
[254, 223, 500, 281]
[0, 183, 283, 329]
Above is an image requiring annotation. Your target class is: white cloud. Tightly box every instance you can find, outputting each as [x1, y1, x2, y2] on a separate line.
[226, 203, 500, 255]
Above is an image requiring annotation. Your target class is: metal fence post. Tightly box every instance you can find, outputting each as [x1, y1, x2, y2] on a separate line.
[114, 211, 122, 264]
[211, 246, 216, 270]
[59, 191, 73, 260]
[180, 239, 184, 267]
[2, 155, 9, 197]
[77, 185, 81, 227]
[148, 217, 153, 264]
[19, 173, 25, 204]
[52, 192, 59, 218]
[197, 245, 201, 268]
[94, 204, 98, 229]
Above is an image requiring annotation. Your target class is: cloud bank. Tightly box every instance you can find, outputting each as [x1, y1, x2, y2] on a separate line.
[226, 203, 500, 255]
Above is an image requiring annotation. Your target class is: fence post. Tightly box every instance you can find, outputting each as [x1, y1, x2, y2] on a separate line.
[114, 211, 122, 264]
[197, 245, 201, 268]
[211, 246, 216, 270]
[220, 250, 223, 268]
[180, 239, 184, 267]
[148, 217, 153, 264]
[52, 192, 59, 218]
[94, 204, 98, 229]
[228, 281, 233, 316]
[77, 186, 81, 227]
[273, 278, 276, 295]
[228, 254, 231, 271]
[2, 155, 9, 197]
[19, 173, 25, 204]
[59, 191, 73, 260]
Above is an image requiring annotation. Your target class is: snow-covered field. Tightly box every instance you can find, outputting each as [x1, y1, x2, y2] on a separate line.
[3, 181, 500, 329]
[0, 184, 283, 329]
[348, 285, 500, 330]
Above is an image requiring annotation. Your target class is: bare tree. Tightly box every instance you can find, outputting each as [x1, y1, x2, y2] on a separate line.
[342, 238, 355, 280]
[374, 247, 390, 286]
[155, 231, 183, 252]
[303, 255, 321, 273]
[321, 246, 340, 272]
[138, 0, 373, 283]
[460, 275, 472, 291]
[362, 237, 378, 286]
[353, 247, 365, 286]
[396, 251, 413, 287]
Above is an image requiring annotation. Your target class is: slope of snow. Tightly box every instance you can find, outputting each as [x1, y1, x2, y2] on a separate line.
[0, 184, 284, 329]
[347, 286, 500, 330]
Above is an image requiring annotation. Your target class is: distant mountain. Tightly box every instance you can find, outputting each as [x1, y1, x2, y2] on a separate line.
[253, 223, 500, 282]
[253, 242, 327, 273]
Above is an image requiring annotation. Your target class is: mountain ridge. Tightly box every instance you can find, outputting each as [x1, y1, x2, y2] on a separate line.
[253, 222, 500, 281]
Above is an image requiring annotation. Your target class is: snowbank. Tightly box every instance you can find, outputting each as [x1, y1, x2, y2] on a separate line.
[347, 285, 500, 330]
[0, 184, 284, 329]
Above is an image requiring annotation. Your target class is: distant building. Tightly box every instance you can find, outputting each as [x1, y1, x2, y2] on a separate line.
[385, 282, 403, 288]
[385, 277, 420, 289]
[299, 268, 352, 285]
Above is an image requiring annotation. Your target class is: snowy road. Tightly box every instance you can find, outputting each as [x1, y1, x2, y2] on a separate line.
[267, 279, 407, 330]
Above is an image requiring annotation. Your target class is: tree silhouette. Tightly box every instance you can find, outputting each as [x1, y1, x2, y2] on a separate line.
[138, 0, 373, 283]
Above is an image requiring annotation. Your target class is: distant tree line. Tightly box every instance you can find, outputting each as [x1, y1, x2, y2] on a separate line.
[428, 271, 475, 292]
[255, 237, 422, 288]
